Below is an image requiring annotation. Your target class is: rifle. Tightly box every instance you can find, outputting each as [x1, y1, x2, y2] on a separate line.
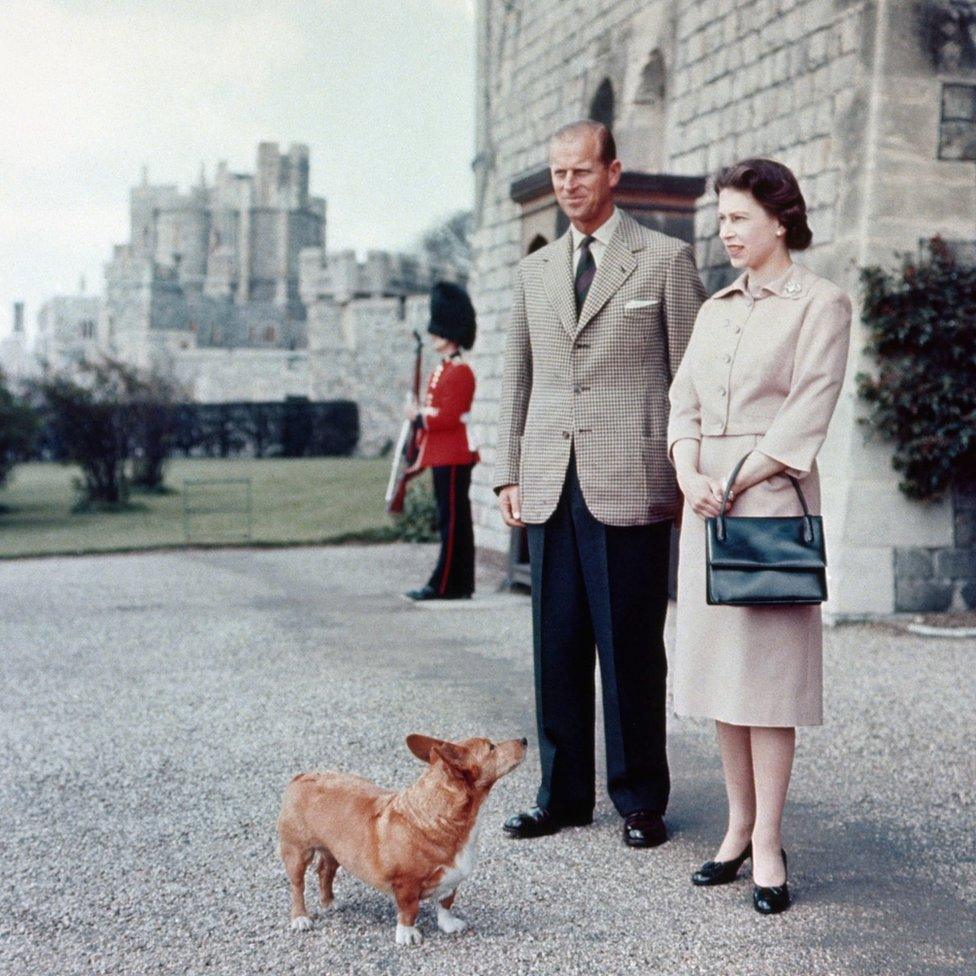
[385, 330, 425, 513]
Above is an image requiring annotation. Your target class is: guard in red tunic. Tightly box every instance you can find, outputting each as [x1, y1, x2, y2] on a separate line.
[405, 282, 479, 601]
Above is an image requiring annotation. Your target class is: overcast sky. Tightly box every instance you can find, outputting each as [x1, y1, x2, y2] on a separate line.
[0, 0, 475, 339]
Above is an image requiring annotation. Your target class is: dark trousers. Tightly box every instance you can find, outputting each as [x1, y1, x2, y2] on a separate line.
[426, 463, 475, 597]
[526, 456, 671, 818]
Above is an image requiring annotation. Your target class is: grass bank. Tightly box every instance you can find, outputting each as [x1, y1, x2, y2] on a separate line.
[0, 458, 396, 558]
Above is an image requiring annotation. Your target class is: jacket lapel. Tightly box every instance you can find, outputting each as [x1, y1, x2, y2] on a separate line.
[576, 213, 640, 332]
[542, 232, 579, 339]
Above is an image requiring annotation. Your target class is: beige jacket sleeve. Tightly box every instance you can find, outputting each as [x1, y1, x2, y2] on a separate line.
[666, 307, 705, 459]
[493, 264, 532, 492]
[754, 289, 852, 477]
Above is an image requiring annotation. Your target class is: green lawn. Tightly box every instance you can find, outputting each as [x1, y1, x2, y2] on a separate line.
[0, 458, 396, 558]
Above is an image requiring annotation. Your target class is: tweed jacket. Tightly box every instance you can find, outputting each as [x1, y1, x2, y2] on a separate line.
[667, 263, 852, 478]
[494, 210, 707, 525]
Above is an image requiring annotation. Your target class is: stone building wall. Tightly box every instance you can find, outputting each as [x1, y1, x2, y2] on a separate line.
[470, 0, 976, 615]
[167, 348, 310, 404]
[302, 248, 438, 456]
[35, 295, 104, 371]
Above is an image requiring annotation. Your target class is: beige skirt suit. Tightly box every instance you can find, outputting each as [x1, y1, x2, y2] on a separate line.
[667, 263, 852, 727]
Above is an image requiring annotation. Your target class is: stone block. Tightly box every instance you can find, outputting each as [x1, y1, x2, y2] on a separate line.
[894, 547, 934, 580]
[955, 512, 976, 547]
[953, 481, 976, 511]
[935, 548, 976, 581]
[828, 546, 893, 615]
[894, 579, 954, 613]
[840, 476, 954, 548]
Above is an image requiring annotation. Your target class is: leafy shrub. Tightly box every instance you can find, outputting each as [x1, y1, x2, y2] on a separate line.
[391, 477, 440, 542]
[857, 237, 976, 500]
[129, 371, 182, 491]
[0, 370, 38, 488]
[35, 360, 133, 506]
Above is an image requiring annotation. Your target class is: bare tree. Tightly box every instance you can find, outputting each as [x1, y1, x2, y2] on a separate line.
[417, 210, 472, 280]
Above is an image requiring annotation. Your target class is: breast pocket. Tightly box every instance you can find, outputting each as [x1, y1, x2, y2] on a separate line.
[618, 303, 660, 349]
[622, 301, 660, 323]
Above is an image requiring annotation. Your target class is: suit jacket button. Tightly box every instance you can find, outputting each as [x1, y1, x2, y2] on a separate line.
[572, 384, 582, 394]
[562, 431, 571, 439]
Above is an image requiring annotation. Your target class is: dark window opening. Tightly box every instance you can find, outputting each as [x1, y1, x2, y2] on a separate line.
[589, 78, 615, 130]
[939, 83, 976, 160]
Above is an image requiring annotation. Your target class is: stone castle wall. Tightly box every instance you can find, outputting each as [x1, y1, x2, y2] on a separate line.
[470, 0, 976, 614]
[65, 143, 460, 459]
[167, 347, 310, 404]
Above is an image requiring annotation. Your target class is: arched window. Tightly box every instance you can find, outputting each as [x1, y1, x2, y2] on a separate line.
[526, 234, 548, 254]
[635, 50, 666, 106]
[589, 78, 615, 129]
[633, 49, 668, 171]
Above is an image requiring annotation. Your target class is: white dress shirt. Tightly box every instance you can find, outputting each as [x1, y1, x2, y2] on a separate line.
[570, 207, 620, 274]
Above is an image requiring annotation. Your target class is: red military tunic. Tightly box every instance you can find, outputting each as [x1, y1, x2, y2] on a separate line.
[416, 357, 479, 469]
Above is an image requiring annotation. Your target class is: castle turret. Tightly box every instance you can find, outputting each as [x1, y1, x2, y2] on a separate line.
[255, 142, 282, 208]
[287, 144, 310, 208]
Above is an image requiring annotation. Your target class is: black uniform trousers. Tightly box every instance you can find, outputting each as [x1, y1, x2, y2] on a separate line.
[426, 463, 476, 597]
[526, 453, 671, 819]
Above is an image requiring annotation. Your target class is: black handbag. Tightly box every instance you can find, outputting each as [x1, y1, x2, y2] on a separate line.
[705, 453, 827, 606]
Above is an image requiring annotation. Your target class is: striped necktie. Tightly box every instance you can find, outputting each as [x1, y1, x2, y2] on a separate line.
[574, 235, 596, 317]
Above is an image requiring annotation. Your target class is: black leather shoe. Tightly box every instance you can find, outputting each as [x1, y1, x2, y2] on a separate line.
[502, 806, 591, 839]
[691, 842, 752, 886]
[753, 850, 791, 914]
[622, 810, 668, 848]
[404, 586, 472, 601]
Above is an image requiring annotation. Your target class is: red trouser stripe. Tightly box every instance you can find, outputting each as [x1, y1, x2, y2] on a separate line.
[438, 466, 458, 595]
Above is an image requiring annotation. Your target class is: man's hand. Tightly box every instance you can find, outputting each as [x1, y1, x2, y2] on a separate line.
[498, 484, 525, 528]
[676, 472, 725, 520]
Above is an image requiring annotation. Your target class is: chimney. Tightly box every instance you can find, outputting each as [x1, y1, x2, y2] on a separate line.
[13, 302, 24, 334]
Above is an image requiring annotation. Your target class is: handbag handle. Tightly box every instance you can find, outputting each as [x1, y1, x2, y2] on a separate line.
[716, 453, 815, 544]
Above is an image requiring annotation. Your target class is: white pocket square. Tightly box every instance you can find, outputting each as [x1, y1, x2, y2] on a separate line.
[624, 299, 659, 310]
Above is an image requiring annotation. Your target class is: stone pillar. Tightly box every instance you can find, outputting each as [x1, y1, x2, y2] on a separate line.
[236, 181, 252, 305]
[275, 209, 290, 307]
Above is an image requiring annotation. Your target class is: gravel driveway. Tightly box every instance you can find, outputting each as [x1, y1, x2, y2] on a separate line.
[1, 545, 973, 975]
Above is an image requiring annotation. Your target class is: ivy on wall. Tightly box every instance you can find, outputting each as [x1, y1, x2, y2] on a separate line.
[857, 237, 976, 500]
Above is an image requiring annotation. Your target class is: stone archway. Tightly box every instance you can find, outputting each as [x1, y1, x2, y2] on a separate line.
[589, 77, 615, 129]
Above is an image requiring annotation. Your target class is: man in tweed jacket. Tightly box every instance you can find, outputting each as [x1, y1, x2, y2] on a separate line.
[495, 121, 706, 846]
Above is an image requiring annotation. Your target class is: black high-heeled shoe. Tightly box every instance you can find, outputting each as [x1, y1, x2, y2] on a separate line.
[752, 849, 790, 914]
[691, 842, 752, 886]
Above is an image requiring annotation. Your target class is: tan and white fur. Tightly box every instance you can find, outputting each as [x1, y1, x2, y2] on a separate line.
[277, 734, 526, 946]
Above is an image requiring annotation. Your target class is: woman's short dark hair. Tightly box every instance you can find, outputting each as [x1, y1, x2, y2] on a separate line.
[714, 158, 813, 251]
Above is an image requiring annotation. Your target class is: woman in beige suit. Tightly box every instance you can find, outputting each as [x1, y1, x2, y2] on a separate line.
[668, 158, 851, 914]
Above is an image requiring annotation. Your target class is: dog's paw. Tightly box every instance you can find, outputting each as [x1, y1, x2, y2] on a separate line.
[436, 907, 467, 934]
[395, 923, 423, 946]
[319, 898, 337, 912]
[290, 915, 314, 932]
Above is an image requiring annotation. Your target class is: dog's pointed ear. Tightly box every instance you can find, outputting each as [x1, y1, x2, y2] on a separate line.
[429, 741, 469, 775]
[406, 734, 446, 763]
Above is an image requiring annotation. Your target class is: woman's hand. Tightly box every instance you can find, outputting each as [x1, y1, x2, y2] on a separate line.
[678, 471, 726, 519]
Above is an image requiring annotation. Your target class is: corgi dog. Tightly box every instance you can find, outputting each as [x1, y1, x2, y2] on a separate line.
[277, 733, 527, 946]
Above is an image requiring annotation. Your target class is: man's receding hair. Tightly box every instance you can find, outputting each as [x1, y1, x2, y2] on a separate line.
[550, 120, 617, 166]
